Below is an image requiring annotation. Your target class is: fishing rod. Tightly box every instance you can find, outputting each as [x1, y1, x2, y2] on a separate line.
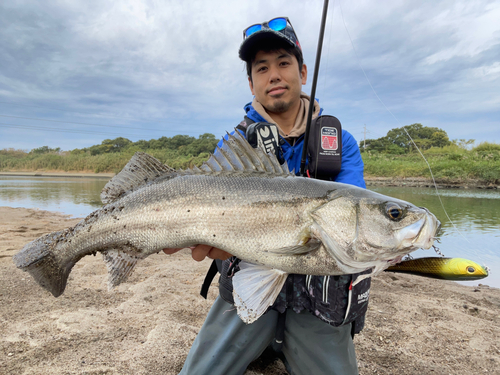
[299, 0, 329, 177]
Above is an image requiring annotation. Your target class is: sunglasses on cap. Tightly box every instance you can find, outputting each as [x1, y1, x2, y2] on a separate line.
[243, 16, 297, 40]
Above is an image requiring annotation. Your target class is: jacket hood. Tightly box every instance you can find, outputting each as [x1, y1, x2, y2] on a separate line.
[244, 92, 322, 142]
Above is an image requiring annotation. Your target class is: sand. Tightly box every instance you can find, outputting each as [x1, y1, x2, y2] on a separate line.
[0, 206, 499, 375]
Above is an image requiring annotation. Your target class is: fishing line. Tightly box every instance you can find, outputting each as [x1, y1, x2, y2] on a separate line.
[337, 1, 478, 257]
[317, 0, 336, 100]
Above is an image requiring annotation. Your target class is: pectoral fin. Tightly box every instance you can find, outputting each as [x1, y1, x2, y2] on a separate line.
[232, 262, 288, 324]
[266, 239, 321, 255]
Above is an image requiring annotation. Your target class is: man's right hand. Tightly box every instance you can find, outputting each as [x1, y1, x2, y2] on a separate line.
[163, 245, 232, 262]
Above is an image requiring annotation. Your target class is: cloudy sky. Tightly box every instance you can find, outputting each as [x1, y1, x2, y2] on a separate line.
[1, 0, 499, 151]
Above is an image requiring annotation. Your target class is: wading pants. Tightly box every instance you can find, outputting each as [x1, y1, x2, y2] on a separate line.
[179, 296, 359, 375]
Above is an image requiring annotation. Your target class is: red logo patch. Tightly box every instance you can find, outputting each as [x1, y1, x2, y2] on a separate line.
[321, 127, 338, 150]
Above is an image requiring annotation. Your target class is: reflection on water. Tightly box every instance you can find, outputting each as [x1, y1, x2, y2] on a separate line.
[370, 186, 500, 288]
[0, 177, 498, 287]
[0, 176, 109, 218]
[370, 187, 500, 231]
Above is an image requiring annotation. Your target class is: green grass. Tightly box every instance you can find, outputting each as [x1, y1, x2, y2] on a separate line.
[0, 149, 212, 174]
[2, 142, 499, 185]
[362, 144, 500, 184]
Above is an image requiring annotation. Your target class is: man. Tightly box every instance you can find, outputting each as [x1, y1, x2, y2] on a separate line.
[165, 17, 367, 375]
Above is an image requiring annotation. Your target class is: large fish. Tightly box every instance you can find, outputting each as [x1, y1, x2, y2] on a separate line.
[13, 131, 440, 323]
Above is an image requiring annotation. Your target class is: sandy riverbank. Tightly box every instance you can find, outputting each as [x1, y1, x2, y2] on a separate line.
[1, 207, 499, 374]
[364, 176, 499, 190]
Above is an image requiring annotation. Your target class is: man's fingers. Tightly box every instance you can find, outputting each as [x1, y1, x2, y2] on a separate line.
[207, 248, 232, 260]
[191, 244, 213, 262]
[163, 245, 232, 261]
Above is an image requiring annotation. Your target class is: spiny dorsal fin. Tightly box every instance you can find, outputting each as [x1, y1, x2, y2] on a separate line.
[183, 130, 292, 177]
[102, 130, 292, 204]
[101, 152, 175, 204]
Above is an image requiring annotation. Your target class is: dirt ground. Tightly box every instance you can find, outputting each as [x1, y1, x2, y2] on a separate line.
[1, 207, 499, 375]
[364, 176, 499, 190]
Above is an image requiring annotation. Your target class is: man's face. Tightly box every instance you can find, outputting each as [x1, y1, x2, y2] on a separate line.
[248, 49, 307, 115]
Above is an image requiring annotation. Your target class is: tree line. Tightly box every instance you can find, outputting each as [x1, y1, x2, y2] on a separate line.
[361, 123, 452, 154]
[0, 133, 220, 173]
[69, 133, 219, 157]
[4, 124, 482, 157]
[1, 125, 498, 183]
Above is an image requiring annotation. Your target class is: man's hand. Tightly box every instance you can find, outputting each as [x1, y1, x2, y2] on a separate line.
[163, 245, 232, 262]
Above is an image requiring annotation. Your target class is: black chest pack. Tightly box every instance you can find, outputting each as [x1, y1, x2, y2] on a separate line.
[200, 116, 370, 336]
[200, 115, 343, 298]
[235, 114, 343, 179]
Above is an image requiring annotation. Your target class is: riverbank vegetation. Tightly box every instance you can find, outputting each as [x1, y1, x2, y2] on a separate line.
[362, 142, 500, 183]
[1, 125, 499, 184]
[361, 124, 500, 184]
[0, 133, 219, 173]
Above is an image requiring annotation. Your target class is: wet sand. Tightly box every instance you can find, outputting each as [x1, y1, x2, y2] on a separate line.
[1, 207, 499, 374]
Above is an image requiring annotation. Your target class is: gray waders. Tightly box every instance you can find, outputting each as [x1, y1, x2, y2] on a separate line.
[179, 297, 359, 375]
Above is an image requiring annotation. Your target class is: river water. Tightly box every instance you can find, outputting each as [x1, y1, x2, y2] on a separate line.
[1, 176, 498, 288]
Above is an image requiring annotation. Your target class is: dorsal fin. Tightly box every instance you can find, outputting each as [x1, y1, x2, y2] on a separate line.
[183, 130, 292, 177]
[101, 130, 292, 204]
[101, 152, 175, 204]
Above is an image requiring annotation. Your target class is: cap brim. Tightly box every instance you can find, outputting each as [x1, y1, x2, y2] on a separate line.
[239, 29, 297, 61]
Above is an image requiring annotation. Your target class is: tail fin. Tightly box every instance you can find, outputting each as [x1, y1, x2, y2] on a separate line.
[13, 230, 74, 297]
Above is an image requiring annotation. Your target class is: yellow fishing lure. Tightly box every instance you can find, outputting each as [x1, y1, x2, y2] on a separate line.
[385, 257, 488, 281]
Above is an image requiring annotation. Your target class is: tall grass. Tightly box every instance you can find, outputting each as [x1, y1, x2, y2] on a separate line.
[0, 149, 211, 174]
[362, 143, 500, 184]
[2, 142, 499, 185]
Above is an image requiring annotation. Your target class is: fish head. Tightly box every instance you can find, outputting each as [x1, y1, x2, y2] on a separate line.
[312, 187, 441, 269]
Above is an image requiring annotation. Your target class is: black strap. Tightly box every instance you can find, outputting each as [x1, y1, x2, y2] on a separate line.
[351, 320, 356, 339]
[236, 116, 255, 132]
[272, 311, 287, 352]
[200, 260, 219, 299]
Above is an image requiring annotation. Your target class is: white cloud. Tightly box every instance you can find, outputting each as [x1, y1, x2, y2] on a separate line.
[0, 0, 499, 150]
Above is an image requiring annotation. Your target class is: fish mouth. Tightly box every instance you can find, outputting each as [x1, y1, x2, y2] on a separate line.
[413, 209, 441, 249]
[397, 209, 440, 251]
[397, 218, 425, 249]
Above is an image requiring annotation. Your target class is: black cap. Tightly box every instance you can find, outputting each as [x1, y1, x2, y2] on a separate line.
[239, 25, 302, 62]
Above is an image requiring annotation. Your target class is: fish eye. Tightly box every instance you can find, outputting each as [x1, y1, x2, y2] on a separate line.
[385, 203, 403, 221]
[467, 266, 475, 273]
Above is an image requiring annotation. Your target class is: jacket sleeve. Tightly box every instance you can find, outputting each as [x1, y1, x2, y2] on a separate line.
[335, 130, 366, 189]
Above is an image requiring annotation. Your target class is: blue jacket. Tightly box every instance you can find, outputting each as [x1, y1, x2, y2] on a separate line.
[219, 102, 366, 189]
[216, 101, 371, 332]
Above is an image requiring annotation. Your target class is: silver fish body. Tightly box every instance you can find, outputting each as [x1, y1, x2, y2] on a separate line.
[13, 131, 440, 323]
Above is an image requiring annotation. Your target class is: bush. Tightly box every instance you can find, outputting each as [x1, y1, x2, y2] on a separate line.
[362, 145, 500, 184]
[474, 142, 500, 152]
